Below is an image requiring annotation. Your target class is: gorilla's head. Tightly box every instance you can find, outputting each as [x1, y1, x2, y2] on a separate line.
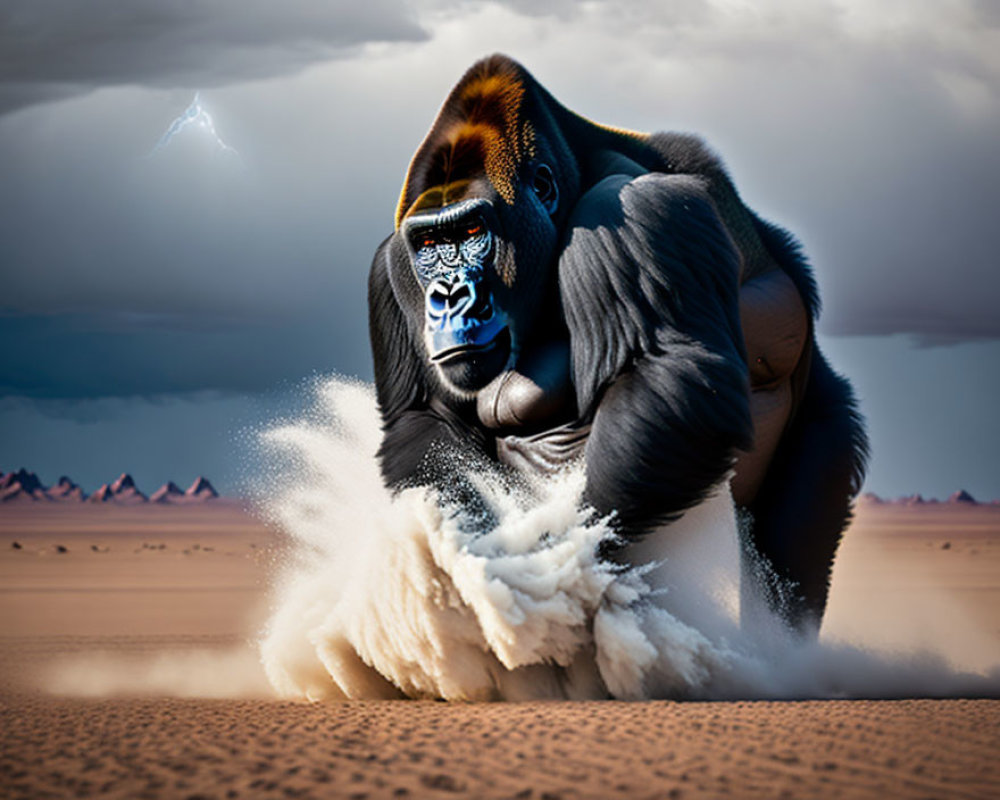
[389, 56, 583, 396]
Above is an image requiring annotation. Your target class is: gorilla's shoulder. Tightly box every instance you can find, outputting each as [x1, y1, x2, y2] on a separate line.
[646, 131, 820, 318]
[646, 132, 727, 177]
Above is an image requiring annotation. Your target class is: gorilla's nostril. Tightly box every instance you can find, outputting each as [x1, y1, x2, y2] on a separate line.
[467, 292, 493, 321]
[449, 284, 472, 308]
[427, 286, 450, 316]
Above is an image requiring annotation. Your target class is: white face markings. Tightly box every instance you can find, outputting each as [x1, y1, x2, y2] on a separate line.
[459, 226, 492, 264]
[413, 226, 493, 285]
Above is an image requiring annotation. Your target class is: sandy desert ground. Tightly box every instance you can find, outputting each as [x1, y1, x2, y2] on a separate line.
[1, 501, 998, 799]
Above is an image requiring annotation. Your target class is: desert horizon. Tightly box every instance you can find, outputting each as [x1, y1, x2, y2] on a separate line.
[5, 465, 998, 508]
[2, 488, 998, 798]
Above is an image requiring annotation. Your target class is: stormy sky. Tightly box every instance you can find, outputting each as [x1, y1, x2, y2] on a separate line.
[1, 0, 998, 498]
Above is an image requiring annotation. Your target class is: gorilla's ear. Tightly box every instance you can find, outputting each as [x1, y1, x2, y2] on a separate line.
[559, 173, 752, 527]
[368, 238, 427, 424]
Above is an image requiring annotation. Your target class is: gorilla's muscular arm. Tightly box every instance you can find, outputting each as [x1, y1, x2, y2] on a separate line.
[559, 173, 752, 530]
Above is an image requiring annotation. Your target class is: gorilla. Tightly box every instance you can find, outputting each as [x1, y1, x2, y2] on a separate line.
[368, 54, 867, 634]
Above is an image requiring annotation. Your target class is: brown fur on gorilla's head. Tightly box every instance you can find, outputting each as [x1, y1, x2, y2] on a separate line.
[397, 58, 528, 224]
[396, 55, 575, 229]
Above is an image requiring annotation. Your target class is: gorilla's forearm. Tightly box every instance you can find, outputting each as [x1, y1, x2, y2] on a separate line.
[582, 336, 751, 531]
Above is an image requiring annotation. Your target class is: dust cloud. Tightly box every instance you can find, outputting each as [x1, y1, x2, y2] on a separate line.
[255, 378, 1000, 701]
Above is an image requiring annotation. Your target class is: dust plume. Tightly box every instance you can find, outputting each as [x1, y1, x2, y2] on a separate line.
[255, 377, 1000, 701]
[43, 647, 272, 699]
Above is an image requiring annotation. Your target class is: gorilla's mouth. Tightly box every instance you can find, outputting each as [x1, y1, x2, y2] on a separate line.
[430, 320, 510, 365]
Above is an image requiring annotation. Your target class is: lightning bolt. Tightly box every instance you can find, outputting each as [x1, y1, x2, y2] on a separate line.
[149, 92, 240, 158]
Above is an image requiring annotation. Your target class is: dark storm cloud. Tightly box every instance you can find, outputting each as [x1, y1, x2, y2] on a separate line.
[0, 64, 400, 400]
[779, 97, 1000, 345]
[1, 0, 999, 406]
[0, 310, 373, 400]
[0, 0, 427, 114]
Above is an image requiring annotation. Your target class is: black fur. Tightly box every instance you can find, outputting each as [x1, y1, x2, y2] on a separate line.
[559, 173, 752, 528]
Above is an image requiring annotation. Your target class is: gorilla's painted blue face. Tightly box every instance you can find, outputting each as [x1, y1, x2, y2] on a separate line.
[402, 198, 512, 392]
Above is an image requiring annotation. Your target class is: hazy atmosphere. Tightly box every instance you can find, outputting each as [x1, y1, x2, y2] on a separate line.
[1, 0, 998, 498]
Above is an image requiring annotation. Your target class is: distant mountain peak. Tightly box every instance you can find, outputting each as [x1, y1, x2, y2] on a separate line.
[0, 468, 49, 502]
[48, 475, 85, 501]
[88, 484, 114, 503]
[858, 492, 884, 504]
[111, 473, 137, 493]
[186, 476, 218, 498]
[947, 489, 977, 505]
[1, 468, 44, 493]
[150, 481, 185, 504]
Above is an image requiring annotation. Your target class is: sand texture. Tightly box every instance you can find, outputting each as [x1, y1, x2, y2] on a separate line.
[1, 501, 999, 799]
[2, 696, 997, 800]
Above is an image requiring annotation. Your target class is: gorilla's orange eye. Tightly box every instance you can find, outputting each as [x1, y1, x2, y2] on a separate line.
[466, 224, 482, 236]
[421, 237, 434, 248]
